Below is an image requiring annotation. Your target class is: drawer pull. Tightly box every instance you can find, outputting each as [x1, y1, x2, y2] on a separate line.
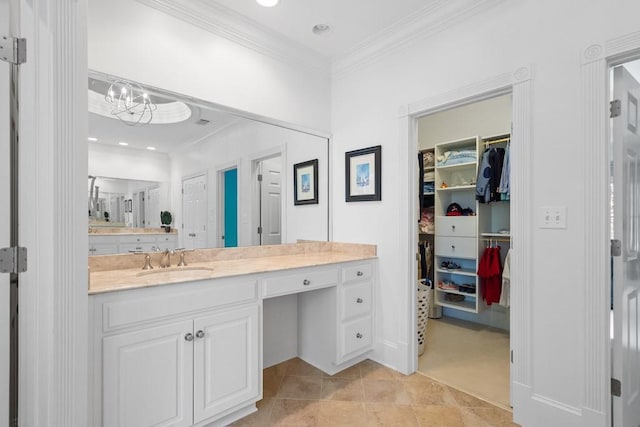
[356, 271, 364, 276]
[184, 333, 194, 342]
[135, 246, 142, 250]
[356, 333, 363, 339]
[356, 298, 363, 303]
[195, 330, 205, 339]
[303, 279, 311, 286]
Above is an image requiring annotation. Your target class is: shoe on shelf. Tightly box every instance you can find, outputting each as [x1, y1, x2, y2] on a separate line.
[440, 261, 461, 270]
[437, 280, 458, 291]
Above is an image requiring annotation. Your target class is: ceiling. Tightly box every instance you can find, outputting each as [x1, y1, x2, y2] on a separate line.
[210, 0, 438, 59]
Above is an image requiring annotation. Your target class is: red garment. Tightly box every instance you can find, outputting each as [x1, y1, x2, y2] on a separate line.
[477, 246, 502, 305]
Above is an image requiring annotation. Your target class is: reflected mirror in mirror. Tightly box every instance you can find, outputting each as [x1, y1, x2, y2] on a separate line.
[88, 71, 330, 255]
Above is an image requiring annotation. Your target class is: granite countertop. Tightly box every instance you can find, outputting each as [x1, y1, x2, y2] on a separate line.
[88, 242, 376, 295]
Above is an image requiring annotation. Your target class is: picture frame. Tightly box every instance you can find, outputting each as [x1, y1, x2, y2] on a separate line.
[345, 145, 381, 202]
[293, 159, 319, 205]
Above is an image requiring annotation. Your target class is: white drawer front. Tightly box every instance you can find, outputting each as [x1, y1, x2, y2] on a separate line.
[102, 279, 258, 332]
[435, 236, 477, 259]
[119, 234, 158, 244]
[156, 235, 177, 244]
[340, 282, 372, 321]
[436, 216, 477, 237]
[119, 242, 156, 253]
[263, 268, 339, 298]
[89, 235, 118, 244]
[342, 263, 372, 284]
[339, 316, 372, 361]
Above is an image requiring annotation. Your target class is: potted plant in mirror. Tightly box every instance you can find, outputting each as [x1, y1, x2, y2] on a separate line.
[160, 210, 173, 233]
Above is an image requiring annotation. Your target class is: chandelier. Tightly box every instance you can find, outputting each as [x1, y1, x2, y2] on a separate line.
[105, 79, 157, 126]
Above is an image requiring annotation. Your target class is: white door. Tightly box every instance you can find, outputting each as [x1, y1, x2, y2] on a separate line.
[182, 174, 207, 249]
[259, 156, 282, 245]
[612, 64, 640, 427]
[0, 0, 11, 422]
[147, 186, 160, 228]
[193, 305, 259, 424]
[103, 320, 194, 427]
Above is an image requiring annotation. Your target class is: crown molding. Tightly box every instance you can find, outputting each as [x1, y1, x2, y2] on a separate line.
[135, 0, 331, 77]
[332, 0, 506, 78]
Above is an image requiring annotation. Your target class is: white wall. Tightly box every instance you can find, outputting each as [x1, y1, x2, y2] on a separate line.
[87, 0, 331, 132]
[88, 143, 171, 183]
[170, 119, 328, 247]
[330, 1, 640, 425]
[418, 94, 512, 149]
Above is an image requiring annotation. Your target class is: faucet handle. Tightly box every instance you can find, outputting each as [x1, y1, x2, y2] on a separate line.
[142, 254, 154, 270]
[177, 250, 187, 267]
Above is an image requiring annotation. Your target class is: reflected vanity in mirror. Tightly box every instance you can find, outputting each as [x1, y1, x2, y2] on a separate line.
[88, 71, 330, 255]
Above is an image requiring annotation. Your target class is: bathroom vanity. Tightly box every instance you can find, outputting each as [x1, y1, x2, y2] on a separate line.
[87, 242, 376, 427]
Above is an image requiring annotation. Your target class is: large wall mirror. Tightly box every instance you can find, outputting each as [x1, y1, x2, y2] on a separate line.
[88, 71, 330, 254]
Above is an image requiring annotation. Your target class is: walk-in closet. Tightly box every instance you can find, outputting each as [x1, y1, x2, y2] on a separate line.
[416, 94, 512, 410]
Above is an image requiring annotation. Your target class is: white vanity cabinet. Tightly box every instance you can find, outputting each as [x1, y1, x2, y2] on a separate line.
[90, 277, 260, 427]
[89, 233, 178, 255]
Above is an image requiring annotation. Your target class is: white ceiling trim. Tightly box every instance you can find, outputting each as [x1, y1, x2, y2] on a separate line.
[332, 0, 507, 78]
[135, 0, 331, 77]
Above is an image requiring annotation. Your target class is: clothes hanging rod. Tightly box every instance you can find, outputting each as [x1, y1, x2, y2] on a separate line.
[481, 237, 511, 242]
[484, 137, 510, 146]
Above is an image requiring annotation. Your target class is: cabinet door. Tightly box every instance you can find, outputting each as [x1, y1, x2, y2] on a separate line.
[103, 320, 193, 427]
[193, 305, 260, 424]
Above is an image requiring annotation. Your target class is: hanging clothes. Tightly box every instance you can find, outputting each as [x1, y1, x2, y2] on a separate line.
[498, 143, 510, 201]
[499, 249, 511, 307]
[476, 147, 505, 203]
[477, 245, 502, 305]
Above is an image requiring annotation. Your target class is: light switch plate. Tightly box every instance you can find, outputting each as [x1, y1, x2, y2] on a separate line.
[539, 206, 567, 229]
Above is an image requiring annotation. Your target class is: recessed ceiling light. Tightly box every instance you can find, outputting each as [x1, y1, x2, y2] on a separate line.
[312, 24, 332, 35]
[146, 146, 156, 151]
[256, 0, 278, 7]
[88, 137, 98, 142]
[118, 141, 129, 146]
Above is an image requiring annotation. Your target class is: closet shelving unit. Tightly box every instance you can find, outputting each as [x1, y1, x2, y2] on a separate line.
[433, 136, 481, 313]
[419, 148, 435, 284]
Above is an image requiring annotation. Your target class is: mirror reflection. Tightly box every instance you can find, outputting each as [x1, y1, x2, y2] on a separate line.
[88, 71, 329, 255]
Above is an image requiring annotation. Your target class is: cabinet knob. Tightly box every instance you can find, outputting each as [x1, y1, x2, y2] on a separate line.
[451, 225, 456, 231]
[356, 271, 364, 276]
[356, 333, 363, 339]
[356, 298, 363, 303]
[303, 279, 311, 286]
[184, 333, 194, 342]
[195, 330, 205, 339]
[451, 245, 455, 250]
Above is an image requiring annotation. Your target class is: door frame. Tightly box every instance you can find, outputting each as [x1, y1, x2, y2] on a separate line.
[215, 161, 240, 247]
[581, 36, 640, 425]
[182, 170, 209, 249]
[402, 66, 533, 422]
[249, 146, 286, 246]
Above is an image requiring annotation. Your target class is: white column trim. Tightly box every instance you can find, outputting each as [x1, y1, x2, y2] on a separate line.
[579, 29, 640, 426]
[18, 0, 88, 426]
[402, 67, 534, 393]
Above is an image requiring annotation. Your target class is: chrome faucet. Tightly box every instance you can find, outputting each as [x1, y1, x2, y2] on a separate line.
[160, 249, 174, 268]
[142, 254, 154, 270]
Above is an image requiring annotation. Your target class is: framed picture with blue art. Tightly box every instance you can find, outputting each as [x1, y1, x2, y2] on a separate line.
[294, 159, 319, 205]
[345, 145, 381, 202]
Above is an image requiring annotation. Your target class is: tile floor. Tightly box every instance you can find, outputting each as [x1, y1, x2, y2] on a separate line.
[230, 357, 518, 426]
[418, 316, 511, 410]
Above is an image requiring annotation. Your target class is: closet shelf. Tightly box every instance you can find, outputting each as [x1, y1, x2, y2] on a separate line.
[423, 192, 435, 196]
[436, 267, 476, 277]
[435, 287, 477, 297]
[481, 232, 511, 237]
[436, 299, 477, 313]
[436, 184, 476, 192]
[436, 161, 476, 170]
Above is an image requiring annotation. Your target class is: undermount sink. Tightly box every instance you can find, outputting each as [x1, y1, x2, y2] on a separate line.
[136, 266, 215, 277]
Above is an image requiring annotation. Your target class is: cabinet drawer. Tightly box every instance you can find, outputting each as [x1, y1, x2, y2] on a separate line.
[342, 263, 372, 284]
[262, 268, 338, 298]
[340, 282, 372, 321]
[435, 236, 477, 259]
[436, 216, 477, 237]
[338, 316, 372, 361]
[89, 244, 119, 255]
[119, 234, 157, 244]
[101, 279, 258, 332]
[156, 235, 177, 244]
[119, 242, 156, 253]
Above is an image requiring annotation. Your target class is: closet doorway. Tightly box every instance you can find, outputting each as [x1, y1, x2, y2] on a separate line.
[416, 94, 512, 410]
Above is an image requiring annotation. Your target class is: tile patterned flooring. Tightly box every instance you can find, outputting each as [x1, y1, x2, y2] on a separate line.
[230, 358, 518, 426]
